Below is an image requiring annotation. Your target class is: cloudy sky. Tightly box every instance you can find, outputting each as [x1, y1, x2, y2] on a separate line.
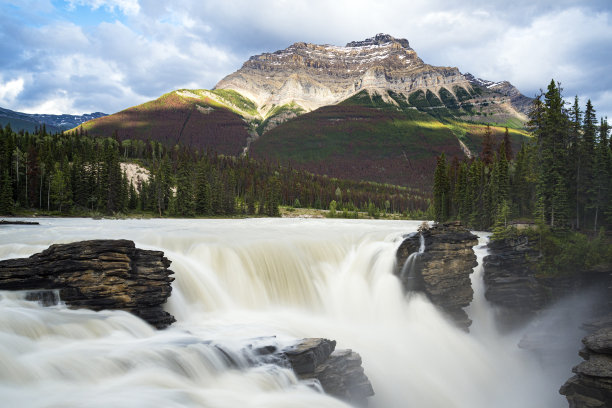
[1, 0, 611, 119]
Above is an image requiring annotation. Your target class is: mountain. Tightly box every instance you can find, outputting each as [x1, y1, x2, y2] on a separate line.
[76, 90, 254, 156]
[215, 34, 469, 117]
[0, 107, 106, 133]
[215, 33, 530, 130]
[77, 34, 533, 189]
[248, 90, 529, 191]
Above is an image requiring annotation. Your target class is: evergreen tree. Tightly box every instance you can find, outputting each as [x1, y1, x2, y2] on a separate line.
[568, 96, 583, 229]
[583, 99, 598, 227]
[50, 162, 72, 212]
[534, 80, 570, 227]
[433, 153, 450, 221]
[175, 159, 195, 216]
[195, 159, 212, 215]
[481, 125, 494, 166]
[502, 127, 513, 160]
[0, 170, 13, 214]
[592, 118, 611, 230]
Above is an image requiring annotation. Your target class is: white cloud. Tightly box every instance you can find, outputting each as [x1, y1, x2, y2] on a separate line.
[67, 0, 140, 15]
[20, 95, 77, 115]
[0, 77, 25, 106]
[1, 0, 610, 119]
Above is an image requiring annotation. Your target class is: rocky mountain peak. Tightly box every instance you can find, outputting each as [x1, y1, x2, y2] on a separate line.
[215, 34, 465, 117]
[346, 33, 411, 50]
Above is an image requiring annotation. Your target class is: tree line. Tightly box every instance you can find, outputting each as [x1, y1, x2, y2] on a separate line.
[433, 80, 612, 232]
[0, 125, 430, 217]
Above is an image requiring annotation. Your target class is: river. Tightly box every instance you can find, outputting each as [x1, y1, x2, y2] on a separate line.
[0, 218, 582, 407]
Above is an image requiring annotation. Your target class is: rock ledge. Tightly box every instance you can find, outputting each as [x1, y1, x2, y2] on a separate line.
[396, 221, 478, 330]
[0, 239, 175, 328]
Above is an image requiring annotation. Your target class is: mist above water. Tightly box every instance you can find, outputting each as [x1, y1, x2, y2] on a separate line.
[0, 218, 588, 407]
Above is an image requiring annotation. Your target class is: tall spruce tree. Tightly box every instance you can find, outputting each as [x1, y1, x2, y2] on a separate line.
[0, 170, 13, 214]
[481, 125, 494, 166]
[583, 99, 598, 228]
[502, 127, 512, 160]
[433, 153, 450, 222]
[534, 80, 570, 227]
[175, 159, 195, 216]
[568, 96, 583, 229]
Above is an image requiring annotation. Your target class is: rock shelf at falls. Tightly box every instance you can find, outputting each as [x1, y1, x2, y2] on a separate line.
[0, 239, 175, 329]
[1, 217, 608, 408]
[395, 221, 478, 330]
[0, 236, 375, 405]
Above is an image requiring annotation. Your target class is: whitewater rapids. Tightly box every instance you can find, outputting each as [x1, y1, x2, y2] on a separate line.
[0, 218, 583, 407]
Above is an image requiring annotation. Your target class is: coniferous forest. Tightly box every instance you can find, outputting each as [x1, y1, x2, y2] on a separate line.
[0, 125, 429, 218]
[432, 80, 612, 274]
[434, 80, 612, 232]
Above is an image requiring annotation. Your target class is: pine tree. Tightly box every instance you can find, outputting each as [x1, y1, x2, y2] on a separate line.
[502, 127, 513, 161]
[592, 118, 611, 230]
[195, 159, 212, 215]
[583, 99, 598, 227]
[481, 125, 494, 166]
[433, 153, 450, 222]
[568, 96, 583, 229]
[175, 159, 195, 216]
[0, 170, 13, 214]
[50, 162, 72, 212]
[534, 80, 570, 227]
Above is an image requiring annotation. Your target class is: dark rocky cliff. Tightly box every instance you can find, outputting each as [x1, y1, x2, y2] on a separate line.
[483, 235, 612, 326]
[0, 239, 175, 328]
[396, 221, 478, 330]
[560, 322, 612, 408]
[482, 233, 612, 407]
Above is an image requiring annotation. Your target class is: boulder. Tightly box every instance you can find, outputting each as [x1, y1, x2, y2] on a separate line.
[283, 338, 374, 405]
[396, 221, 478, 330]
[0, 239, 175, 328]
[560, 324, 612, 408]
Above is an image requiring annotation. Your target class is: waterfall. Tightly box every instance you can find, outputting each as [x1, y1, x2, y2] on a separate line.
[399, 232, 425, 291]
[0, 218, 582, 408]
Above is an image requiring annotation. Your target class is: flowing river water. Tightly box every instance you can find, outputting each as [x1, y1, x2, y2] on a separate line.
[0, 218, 585, 407]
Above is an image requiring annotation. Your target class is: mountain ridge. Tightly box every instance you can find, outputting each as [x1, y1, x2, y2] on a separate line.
[214, 33, 474, 119]
[70, 33, 533, 189]
[0, 106, 106, 133]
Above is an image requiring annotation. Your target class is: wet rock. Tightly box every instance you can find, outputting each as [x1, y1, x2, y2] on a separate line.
[0, 220, 39, 225]
[560, 324, 612, 408]
[483, 235, 612, 328]
[396, 221, 478, 330]
[482, 235, 546, 323]
[583, 328, 612, 355]
[0, 239, 175, 328]
[283, 338, 374, 405]
[284, 338, 336, 374]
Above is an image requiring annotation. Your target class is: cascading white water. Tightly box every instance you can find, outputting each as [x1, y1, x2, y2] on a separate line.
[0, 218, 583, 408]
[399, 232, 425, 290]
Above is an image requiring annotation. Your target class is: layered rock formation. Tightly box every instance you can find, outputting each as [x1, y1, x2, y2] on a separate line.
[283, 338, 374, 405]
[483, 235, 612, 327]
[560, 324, 612, 407]
[464, 73, 533, 115]
[216, 33, 471, 117]
[0, 239, 175, 328]
[395, 221, 478, 330]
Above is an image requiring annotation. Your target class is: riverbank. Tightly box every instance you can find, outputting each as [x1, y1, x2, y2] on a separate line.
[2, 206, 426, 221]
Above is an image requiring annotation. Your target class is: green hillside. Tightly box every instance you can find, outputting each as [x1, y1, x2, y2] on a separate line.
[76, 90, 255, 156]
[76, 86, 531, 191]
[250, 90, 530, 191]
